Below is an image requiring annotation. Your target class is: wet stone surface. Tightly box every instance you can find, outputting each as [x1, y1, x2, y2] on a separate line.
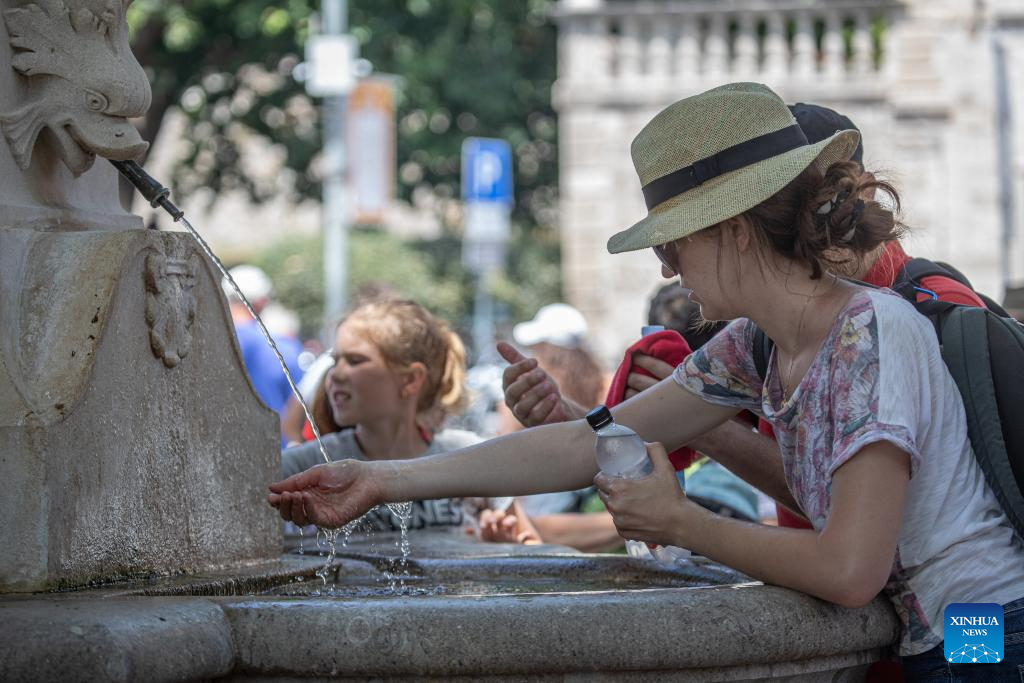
[267, 552, 754, 598]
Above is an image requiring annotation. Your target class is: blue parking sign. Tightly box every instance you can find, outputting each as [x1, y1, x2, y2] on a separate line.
[462, 138, 513, 205]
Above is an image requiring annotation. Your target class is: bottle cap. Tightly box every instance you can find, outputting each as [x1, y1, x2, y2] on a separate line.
[641, 325, 665, 337]
[585, 405, 613, 431]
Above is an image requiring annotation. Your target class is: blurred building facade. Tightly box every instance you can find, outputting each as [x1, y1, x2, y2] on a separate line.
[553, 0, 1024, 363]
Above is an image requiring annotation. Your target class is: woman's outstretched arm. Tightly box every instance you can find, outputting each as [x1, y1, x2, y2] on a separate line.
[268, 378, 738, 529]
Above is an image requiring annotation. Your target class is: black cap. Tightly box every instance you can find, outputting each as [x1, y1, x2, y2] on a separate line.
[788, 103, 864, 165]
[585, 405, 613, 431]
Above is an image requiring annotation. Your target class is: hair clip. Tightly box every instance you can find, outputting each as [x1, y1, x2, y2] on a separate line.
[816, 192, 840, 217]
[839, 198, 866, 242]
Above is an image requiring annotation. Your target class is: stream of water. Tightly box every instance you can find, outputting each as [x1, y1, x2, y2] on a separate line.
[179, 216, 331, 467]
[384, 502, 413, 592]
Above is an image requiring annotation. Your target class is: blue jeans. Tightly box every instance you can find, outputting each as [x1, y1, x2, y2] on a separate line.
[901, 597, 1024, 682]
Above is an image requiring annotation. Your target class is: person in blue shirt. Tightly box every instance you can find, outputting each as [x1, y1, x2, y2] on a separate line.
[223, 265, 304, 439]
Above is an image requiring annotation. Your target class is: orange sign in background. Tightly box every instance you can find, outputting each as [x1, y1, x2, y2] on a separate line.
[347, 78, 395, 225]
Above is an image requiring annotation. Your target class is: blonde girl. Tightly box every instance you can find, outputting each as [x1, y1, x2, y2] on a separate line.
[281, 298, 480, 533]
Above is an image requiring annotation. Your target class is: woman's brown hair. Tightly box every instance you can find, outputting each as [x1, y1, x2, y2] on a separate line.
[739, 160, 905, 279]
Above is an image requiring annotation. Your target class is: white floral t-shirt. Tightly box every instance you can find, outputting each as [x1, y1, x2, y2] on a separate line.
[674, 288, 1024, 655]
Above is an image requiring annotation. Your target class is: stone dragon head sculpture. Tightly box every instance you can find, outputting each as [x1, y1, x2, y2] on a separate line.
[1, 0, 151, 176]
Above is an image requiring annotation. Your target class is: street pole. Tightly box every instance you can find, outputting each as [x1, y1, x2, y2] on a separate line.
[993, 32, 1015, 292]
[472, 263, 496, 365]
[321, 0, 349, 336]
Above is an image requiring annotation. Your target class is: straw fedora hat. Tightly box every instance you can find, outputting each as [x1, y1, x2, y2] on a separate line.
[608, 83, 861, 254]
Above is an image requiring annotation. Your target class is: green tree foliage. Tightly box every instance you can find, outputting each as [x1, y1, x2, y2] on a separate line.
[129, 0, 562, 340]
[248, 230, 468, 340]
[127, 0, 558, 231]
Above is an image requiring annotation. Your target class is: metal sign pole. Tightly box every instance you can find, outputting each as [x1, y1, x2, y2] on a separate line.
[306, 0, 357, 341]
[461, 138, 513, 364]
[322, 0, 348, 335]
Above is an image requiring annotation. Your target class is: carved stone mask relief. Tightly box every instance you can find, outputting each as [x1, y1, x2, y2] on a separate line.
[1, 0, 152, 176]
[144, 242, 198, 369]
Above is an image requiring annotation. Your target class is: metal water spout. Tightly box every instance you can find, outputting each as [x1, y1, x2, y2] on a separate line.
[109, 160, 183, 222]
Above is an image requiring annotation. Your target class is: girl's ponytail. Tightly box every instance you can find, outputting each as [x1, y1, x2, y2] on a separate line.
[436, 325, 468, 418]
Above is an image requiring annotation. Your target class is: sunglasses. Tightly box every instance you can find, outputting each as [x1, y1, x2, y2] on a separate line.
[652, 240, 679, 274]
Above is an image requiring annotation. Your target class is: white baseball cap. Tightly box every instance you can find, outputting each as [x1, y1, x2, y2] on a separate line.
[512, 303, 588, 349]
[223, 264, 272, 302]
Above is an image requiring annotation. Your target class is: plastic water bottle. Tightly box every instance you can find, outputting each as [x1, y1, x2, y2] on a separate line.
[596, 324, 692, 566]
[586, 406, 688, 565]
[586, 405, 653, 479]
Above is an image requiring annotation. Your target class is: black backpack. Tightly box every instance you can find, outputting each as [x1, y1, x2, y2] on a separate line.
[752, 260, 1024, 538]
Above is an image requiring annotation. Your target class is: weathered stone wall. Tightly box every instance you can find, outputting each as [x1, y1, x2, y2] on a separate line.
[0, 228, 280, 591]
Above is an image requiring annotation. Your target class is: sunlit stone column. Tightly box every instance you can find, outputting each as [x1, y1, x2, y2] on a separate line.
[648, 17, 673, 83]
[618, 15, 642, 80]
[823, 10, 845, 79]
[734, 13, 759, 78]
[763, 11, 788, 79]
[852, 11, 873, 75]
[590, 15, 612, 81]
[704, 13, 728, 78]
[675, 14, 700, 82]
[881, 9, 896, 79]
[562, 17, 593, 82]
[793, 11, 816, 78]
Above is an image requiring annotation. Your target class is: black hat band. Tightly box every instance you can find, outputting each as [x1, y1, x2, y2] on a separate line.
[641, 124, 810, 211]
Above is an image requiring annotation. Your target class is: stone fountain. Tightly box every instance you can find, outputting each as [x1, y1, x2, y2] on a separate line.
[0, 0, 279, 592]
[0, 2, 900, 680]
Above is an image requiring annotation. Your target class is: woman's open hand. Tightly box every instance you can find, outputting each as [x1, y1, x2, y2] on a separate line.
[268, 459, 382, 529]
[594, 442, 695, 547]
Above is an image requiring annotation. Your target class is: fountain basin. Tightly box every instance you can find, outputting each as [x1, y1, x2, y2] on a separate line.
[0, 535, 900, 681]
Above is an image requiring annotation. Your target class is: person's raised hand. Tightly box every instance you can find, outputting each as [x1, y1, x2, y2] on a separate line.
[497, 341, 572, 427]
[623, 353, 677, 399]
[267, 459, 381, 529]
[594, 442, 698, 547]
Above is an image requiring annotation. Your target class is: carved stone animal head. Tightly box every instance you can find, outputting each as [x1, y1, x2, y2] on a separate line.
[2, 0, 151, 176]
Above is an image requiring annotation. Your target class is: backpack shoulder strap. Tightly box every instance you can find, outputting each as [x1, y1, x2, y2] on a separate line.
[902, 258, 969, 286]
[932, 260, 1012, 316]
[892, 258, 962, 302]
[937, 306, 1024, 535]
[933, 260, 976, 289]
[897, 258, 1012, 317]
[751, 325, 774, 382]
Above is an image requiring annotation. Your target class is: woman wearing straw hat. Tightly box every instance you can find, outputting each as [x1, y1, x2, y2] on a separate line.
[269, 83, 1024, 676]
